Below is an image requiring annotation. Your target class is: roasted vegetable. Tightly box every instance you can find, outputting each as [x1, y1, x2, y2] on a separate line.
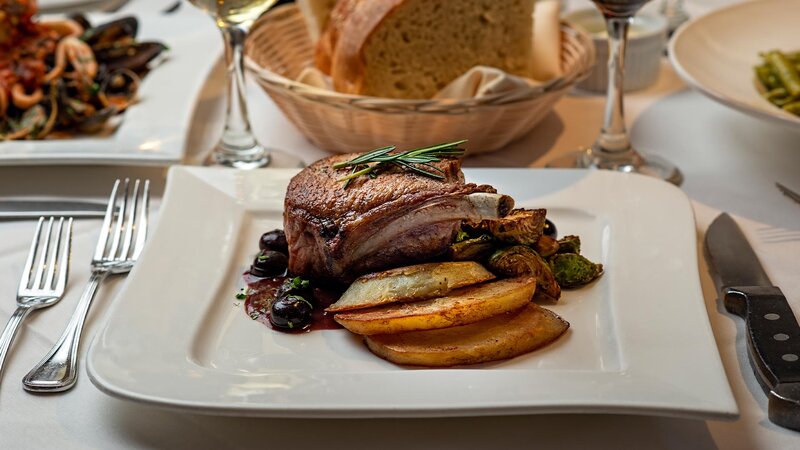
[364, 303, 569, 367]
[549, 253, 603, 288]
[484, 208, 547, 245]
[488, 245, 560, 301]
[449, 234, 495, 261]
[326, 261, 495, 312]
[534, 235, 559, 257]
[556, 235, 580, 254]
[334, 277, 535, 335]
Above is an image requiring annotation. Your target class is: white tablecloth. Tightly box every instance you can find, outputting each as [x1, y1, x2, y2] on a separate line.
[1, 1, 799, 448]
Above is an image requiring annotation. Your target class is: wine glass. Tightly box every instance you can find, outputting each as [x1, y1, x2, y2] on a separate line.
[660, 0, 689, 36]
[187, 0, 302, 169]
[547, 0, 682, 185]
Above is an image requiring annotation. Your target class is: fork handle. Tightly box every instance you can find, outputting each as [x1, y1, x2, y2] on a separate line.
[23, 271, 108, 392]
[0, 306, 34, 382]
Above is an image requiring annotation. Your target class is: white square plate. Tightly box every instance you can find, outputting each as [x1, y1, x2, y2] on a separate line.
[87, 167, 738, 419]
[0, 12, 220, 165]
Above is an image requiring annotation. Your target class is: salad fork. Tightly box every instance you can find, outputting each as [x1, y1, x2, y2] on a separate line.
[23, 179, 150, 392]
[0, 217, 73, 384]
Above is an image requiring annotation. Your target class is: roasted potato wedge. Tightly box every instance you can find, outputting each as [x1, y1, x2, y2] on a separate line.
[334, 277, 535, 335]
[326, 261, 495, 313]
[364, 303, 569, 367]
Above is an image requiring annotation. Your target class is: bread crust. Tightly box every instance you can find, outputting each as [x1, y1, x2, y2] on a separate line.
[328, 0, 404, 94]
[314, 0, 363, 75]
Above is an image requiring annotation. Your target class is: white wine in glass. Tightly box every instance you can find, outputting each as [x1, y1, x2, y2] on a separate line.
[188, 0, 302, 169]
[189, 0, 277, 25]
[547, 0, 682, 185]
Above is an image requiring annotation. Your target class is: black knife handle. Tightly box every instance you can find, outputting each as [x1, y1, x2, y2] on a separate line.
[724, 286, 800, 388]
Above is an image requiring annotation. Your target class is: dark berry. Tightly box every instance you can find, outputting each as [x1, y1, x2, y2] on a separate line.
[259, 230, 288, 254]
[269, 295, 313, 330]
[250, 250, 288, 278]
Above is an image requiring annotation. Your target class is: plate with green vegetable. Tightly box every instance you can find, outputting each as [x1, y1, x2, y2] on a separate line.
[669, 0, 800, 128]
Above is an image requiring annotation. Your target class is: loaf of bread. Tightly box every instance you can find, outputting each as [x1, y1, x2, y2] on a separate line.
[315, 0, 535, 99]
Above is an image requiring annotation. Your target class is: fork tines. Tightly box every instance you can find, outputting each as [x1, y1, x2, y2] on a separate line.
[94, 179, 150, 263]
[19, 217, 73, 297]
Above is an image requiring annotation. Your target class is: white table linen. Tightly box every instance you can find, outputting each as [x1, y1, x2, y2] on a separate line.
[1, 0, 799, 448]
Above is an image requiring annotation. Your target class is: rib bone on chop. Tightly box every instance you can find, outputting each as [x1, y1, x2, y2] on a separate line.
[284, 154, 513, 281]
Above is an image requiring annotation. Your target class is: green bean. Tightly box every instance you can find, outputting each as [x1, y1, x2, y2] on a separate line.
[764, 87, 788, 101]
[774, 94, 799, 107]
[766, 51, 800, 96]
[755, 65, 781, 90]
[782, 101, 800, 116]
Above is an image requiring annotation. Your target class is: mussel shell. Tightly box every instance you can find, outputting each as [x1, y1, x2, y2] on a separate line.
[81, 16, 138, 49]
[67, 13, 91, 31]
[95, 42, 167, 73]
[73, 106, 118, 133]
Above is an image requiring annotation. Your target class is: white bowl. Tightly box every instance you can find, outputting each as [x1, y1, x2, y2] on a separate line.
[566, 8, 667, 93]
[669, 0, 800, 128]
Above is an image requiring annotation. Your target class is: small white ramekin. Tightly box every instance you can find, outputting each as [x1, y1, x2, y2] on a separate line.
[565, 8, 667, 93]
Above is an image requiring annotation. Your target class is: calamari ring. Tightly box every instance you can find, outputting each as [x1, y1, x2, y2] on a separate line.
[44, 36, 97, 82]
[11, 83, 44, 109]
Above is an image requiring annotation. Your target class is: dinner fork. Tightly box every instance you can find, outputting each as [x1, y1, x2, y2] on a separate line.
[0, 217, 72, 384]
[23, 179, 150, 392]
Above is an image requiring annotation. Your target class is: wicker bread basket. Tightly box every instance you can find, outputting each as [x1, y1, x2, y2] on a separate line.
[245, 4, 595, 155]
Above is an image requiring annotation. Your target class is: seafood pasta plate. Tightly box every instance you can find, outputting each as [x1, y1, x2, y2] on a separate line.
[87, 167, 737, 420]
[0, 8, 220, 165]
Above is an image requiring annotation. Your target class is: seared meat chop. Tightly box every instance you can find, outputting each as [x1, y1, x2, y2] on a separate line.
[284, 154, 513, 281]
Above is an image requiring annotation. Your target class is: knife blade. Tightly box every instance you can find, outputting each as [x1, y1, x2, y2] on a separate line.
[705, 213, 800, 431]
[0, 198, 108, 220]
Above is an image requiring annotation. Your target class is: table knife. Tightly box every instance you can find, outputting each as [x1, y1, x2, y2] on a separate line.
[705, 213, 800, 430]
[0, 199, 107, 220]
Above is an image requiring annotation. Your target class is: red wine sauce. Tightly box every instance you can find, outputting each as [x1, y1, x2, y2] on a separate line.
[243, 272, 342, 332]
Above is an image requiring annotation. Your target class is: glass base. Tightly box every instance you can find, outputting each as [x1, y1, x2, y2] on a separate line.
[546, 147, 683, 186]
[209, 145, 305, 169]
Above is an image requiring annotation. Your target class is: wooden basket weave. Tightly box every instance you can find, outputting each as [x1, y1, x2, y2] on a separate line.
[245, 4, 595, 154]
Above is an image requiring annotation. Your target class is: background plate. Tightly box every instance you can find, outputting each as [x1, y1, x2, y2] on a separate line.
[87, 167, 738, 419]
[0, 12, 219, 166]
[669, 0, 800, 129]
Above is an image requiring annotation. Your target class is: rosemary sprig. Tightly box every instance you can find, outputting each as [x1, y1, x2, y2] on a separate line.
[334, 140, 467, 187]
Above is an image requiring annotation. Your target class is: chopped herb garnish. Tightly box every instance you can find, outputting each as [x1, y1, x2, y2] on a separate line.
[289, 277, 310, 290]
[235, 292, 246, 300]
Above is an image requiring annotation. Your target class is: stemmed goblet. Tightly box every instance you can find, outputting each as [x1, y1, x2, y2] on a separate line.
[187, 0, 302, 168]
[548, 0, 682, 185]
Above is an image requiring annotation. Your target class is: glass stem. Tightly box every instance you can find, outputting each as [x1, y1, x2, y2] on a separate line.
[219, 24, 258, 153]
[595, 17, 632, 156]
